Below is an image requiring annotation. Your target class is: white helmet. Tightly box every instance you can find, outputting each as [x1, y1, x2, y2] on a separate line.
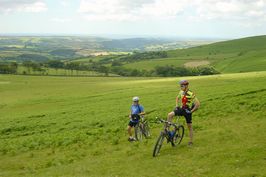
[132, 96, 139, 102]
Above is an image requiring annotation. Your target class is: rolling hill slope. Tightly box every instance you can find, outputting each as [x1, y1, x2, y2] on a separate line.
[124, 35, 266, 73]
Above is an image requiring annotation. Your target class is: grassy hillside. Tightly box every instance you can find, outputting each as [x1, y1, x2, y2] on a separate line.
[0, 72, 265, 176]
[123, 57, 188, 70]
[0, 37, 211, 62]
[123, 35, 266, 73]
[167, 35, 266, 56]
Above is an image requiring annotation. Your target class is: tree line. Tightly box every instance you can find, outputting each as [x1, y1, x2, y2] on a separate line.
[0, 59, 219, 77]
[109, 65, 219, 77]
[0, 62, 18, 74]
[98, 51, 168, 65]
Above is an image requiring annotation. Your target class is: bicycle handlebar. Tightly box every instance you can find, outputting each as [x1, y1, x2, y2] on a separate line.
[156, 117, 177, 128]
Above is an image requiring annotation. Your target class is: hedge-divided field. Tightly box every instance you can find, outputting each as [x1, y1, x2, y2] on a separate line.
[0, 72, 265, 177]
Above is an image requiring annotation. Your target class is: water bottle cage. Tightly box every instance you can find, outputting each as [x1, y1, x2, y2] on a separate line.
[167, 130, 175, 139]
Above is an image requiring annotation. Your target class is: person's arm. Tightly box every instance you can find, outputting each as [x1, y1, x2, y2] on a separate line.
[129, 106, 132, 118]
[139, 106, 145, 115]
[176, 96, 179, 107]
[191, 98, 200, 113]
[139, 112, 145, 115]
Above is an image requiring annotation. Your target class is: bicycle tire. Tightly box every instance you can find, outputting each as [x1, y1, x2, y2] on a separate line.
[153, 132, 165, 157]
[174, 125, 184, 145]
[143, 122, 151, 138]
[135, 124, 143, 141]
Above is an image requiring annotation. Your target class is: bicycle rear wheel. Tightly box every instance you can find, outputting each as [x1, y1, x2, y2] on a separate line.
[174, 125, 184, 145]
[135, 124, 143, 141]
[153, 132, 165, 157]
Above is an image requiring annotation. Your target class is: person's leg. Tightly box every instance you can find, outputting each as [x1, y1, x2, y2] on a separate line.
[187, 123, 193, 144]
[127, 121, 137, 141]
[185, 113, 193, 145]
[184, 112, 193, 145]
[127, 125, 132, 137]
[167, 111, 175, 122]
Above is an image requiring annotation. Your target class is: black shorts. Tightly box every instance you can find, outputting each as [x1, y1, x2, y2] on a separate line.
[128, 120, 138, 127]
[174, 107, 192, 124]
[128, 114, 140, 127]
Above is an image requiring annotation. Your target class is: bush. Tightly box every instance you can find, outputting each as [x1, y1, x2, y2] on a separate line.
[154, 65, 192, 77]
[119, 51, 168, 63]
[0, 62, 17, 74]
[198, 66, 220, 75]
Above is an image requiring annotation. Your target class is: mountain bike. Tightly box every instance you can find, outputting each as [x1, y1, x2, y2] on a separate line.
[135, 117, 151, 141]
[153, 117, 184, 157]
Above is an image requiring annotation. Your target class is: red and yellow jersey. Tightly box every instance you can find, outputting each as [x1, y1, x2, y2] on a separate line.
[177, 90, 197, 109]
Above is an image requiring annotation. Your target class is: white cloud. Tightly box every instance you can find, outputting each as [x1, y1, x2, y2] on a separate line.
[0, 0, 47, 13]
[22, 1, 47, 12]
[78, 0, 186, 21]
[139, 0, 187, 18]
[192, 0, 266, 20]
[83, 14, 139, 22]
[60, 0, 70, 7]
[78, 0, 266, 26]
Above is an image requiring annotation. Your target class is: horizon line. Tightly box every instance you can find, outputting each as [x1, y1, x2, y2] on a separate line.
[0, 33, 233, 40]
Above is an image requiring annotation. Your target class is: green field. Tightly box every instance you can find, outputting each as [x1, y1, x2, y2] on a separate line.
[124, 36, 266, 73]
[0, 72, 265, 177]
[123, 57, 188, 70]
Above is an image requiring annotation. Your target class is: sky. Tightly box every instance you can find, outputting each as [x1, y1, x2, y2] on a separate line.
[0, 0, 266, 39]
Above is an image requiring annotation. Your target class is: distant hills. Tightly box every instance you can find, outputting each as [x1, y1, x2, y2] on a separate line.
[0, 36, 213, 62]
[0, 35, 265, 76]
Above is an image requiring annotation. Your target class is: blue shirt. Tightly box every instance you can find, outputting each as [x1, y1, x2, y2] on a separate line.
[131, 104, 144, 114]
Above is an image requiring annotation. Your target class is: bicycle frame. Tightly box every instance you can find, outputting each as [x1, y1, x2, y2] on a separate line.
[157, 116, 183, 143]
[159, 119, 177, 141]
[153, 117, 184, 157]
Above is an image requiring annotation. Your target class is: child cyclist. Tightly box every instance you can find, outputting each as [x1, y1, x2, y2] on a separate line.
[127, 96, 145, 141]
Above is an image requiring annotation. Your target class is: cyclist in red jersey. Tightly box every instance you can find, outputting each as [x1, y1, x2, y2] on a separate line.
[167, 80, 200, 146]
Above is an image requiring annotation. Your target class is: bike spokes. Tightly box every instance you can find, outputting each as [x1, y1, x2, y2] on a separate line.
[174, 125, 184, 145]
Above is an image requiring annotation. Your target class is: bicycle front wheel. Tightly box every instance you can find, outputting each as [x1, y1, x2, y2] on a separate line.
[174, 125, 184, 145]
[153, 132, 165, 157]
